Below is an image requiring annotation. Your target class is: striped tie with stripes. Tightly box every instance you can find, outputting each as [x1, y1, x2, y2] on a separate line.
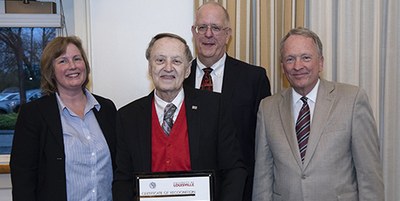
[296, 96, 310, 162]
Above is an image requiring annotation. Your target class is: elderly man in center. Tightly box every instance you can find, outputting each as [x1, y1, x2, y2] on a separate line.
[112, 33, 246, 201]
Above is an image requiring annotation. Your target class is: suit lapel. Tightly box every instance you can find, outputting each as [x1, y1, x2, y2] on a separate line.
[139, 93, 154, 171]
[303, 80, 335, 168]
[279, 89, 303, 168]
[220, 56, 240, 102]
[40, 95, 64, 149]
[186, 56, 240, 102]
[92, 100, 111, 148]
[183, 87, 201, 166]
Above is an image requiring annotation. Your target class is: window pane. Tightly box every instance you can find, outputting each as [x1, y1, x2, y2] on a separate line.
[0, 27, 56, 154]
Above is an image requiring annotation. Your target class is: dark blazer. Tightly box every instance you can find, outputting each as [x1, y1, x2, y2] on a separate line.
[10, 93, 117, 201]
[184, 55, 271, 199]
[112, 86, 247, 201]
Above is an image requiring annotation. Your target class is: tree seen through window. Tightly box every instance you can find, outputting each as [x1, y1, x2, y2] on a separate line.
[0, 27, 56, 154]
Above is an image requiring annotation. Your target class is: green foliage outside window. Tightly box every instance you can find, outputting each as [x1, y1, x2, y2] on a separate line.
[0, 113, 17, 130]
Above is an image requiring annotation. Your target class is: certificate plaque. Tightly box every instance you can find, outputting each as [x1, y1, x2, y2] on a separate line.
[135, 171, 214, 201]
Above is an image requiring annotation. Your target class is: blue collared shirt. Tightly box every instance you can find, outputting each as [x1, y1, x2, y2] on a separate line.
[56, 89, 113, 201]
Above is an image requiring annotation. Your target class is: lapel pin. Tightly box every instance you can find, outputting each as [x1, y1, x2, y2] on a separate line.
[192, 105, 198, 110]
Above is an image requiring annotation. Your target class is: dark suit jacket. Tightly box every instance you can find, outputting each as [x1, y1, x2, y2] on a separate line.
[10, 93, 117, 201]
[184, 55, 271, 197]
[112, 86, 247, 201]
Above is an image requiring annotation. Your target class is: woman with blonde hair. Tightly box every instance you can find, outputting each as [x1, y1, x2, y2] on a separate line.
[10, 36, 117, 201]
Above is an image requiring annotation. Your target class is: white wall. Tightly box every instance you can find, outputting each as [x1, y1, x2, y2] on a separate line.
[0, 0, 194, 108]
[87, 0, 194, 108]
[0, 174, 11, 200]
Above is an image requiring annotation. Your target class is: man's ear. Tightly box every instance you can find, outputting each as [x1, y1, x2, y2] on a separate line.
[225, 28, 232, 44]
[148, 63, 152, 76]
[319, 56, 324, 72]
[191, 26, 197, 35]
[184, 63, 192, 78]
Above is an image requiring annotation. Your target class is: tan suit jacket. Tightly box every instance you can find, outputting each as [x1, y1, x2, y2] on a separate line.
[252, 79, 384, 201]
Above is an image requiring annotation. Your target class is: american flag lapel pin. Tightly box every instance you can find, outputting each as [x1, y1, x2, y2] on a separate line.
[192, 105, 198, 110]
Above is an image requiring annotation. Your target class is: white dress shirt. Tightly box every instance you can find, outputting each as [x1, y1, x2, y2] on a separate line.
[154, 88, 184, 125]
[194, 53, 226, 93]
[292, 79, 320, 125]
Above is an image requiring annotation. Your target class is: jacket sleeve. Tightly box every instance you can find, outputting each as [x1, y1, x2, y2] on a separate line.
[112, 111, 135, 201]
[351, 89, 384, 200]
[217, 98, 247, 201]
[252, 99, 274, 201]
[10, 103, 43, 201]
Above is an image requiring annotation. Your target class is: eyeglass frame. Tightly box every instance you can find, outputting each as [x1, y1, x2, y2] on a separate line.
[193, 24, 230, 35]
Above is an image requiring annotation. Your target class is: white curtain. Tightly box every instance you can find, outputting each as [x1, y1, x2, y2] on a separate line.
[306, 0, 400, 200]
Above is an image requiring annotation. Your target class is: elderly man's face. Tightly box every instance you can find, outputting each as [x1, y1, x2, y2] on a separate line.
[281, 35, 323, 96]
[192, 3, 231, 66]
[148, 37, 191, 100]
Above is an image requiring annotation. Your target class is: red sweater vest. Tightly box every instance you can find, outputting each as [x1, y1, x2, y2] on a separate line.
[151, 101, 192, 172]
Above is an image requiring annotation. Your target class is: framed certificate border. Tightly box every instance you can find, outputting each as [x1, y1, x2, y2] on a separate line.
[135, 171, 214, 201]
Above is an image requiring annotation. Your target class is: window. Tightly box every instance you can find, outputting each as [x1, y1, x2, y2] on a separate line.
[0, 27, 56, 155]
[0, 1, 63, 169]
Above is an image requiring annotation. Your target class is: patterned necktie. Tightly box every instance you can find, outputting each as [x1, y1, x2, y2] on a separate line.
[200, 67, 213, 91]
[162, 103, 177, 136]
[296, 96, 310, 162]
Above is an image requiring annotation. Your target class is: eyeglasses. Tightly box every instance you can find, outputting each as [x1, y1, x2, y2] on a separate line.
[194, 24, 230, 35]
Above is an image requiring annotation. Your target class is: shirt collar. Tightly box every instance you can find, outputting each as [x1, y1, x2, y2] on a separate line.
[154, 88, 184, 110]
[196, 53, 226, 79]
[292, 79, 320, 104]
[56, 89, 100, 115]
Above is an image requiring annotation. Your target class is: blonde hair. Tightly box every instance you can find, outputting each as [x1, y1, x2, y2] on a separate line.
[280, 27, 323, 61]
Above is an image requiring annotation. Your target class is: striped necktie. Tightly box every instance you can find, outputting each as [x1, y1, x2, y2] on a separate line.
[296, 97, 310, 162]
[162, 103, 177, 136]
